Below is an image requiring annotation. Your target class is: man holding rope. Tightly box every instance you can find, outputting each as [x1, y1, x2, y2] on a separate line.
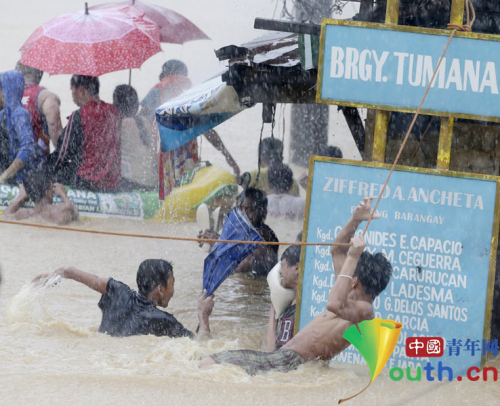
[199, 196, 392, 375]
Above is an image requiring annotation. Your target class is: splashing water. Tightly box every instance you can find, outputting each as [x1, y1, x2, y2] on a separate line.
[6, 273, 62, 324]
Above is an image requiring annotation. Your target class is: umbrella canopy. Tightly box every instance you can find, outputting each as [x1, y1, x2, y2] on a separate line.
[91, 0, 210, 44]
[203, 208, 264, 296]
[19, 4, 161, 76]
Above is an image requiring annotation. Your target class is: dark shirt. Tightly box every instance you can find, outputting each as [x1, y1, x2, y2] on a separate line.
[252, 224, 279, 277]
[0, 118, 12, 175]
[97, 278, 194, 339]
[49, 110, 84, 188]
[275, 303, 296, 350]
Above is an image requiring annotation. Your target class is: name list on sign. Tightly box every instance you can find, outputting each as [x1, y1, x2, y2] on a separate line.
[308, 227, 465, 317]
[325, 226, 467, 369]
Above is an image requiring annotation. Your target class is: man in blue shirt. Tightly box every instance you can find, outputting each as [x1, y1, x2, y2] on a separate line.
[0, 70, 43, 184]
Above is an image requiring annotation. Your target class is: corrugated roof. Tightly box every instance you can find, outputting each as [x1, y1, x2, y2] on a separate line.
[216, 31, 300, 68]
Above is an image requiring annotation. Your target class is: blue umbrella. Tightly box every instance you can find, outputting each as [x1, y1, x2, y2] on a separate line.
[203, 208, 264, 296]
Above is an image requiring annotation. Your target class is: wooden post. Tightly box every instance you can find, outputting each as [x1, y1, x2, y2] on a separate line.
[385, 0, 400, 24]
[372, 0, 399, 163]
[450, 0, 465, 27]
[372, 112, 390, 163]
[437, 118, 454, 169]
[437, 0, 464, 170]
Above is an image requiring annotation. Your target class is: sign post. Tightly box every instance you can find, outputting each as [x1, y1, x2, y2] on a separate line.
[317, 22, 500, 121]
[296, 157, 500, 373]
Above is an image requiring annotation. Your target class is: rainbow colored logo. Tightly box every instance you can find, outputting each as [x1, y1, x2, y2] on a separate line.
[339, 318, 403, 404]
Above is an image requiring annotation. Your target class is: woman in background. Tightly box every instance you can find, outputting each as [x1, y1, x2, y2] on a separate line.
[113, 85, 157, 192]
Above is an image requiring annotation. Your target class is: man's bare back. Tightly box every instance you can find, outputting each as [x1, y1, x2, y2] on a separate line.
[282, 197, 382, 361]
[282, 310, 353, 361]
[3, 182, 78, 225]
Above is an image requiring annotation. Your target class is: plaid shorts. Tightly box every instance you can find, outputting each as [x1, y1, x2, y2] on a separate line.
[210, 349, 303, 376]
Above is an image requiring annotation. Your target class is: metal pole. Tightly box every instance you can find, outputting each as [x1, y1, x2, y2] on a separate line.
[290, 0, 331, 166]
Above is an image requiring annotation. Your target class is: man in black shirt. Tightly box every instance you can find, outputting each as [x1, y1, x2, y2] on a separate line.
[33, 259, 214, 338]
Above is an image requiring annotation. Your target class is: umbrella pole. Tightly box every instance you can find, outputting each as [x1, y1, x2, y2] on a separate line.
[128, 69, 132, 86]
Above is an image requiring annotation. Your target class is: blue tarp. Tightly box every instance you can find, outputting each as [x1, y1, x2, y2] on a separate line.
[155, 75, 248, 153]
[203, 208, 264, 296]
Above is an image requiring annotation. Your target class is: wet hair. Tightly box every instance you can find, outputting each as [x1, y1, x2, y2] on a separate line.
[281, 245, 301, 267]
[113, 85, 139, 117]
[16, 62, 43, 83]
[240, 187, 267, 210]
[136, 259, 173, 297]
[321, 145, 343, 159]
[23, 168, 52, 203]
[70, 75, 99, 97]
[160, 60, 188, 80]
[259, 137, 283, 166]
[268, 164, 294, 194]
[353, 252, 392, 299]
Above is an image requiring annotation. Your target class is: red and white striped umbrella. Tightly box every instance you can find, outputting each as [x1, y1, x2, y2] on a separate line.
[91, 0, 210, 44]
[19, 4, 161, 77]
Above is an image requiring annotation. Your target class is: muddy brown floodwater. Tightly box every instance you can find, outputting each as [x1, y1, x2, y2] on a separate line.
[0, 218, 499, 405]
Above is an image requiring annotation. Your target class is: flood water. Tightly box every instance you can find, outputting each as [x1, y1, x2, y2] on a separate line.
[1, 0, 500, 405]
[1, 218, 499, 405]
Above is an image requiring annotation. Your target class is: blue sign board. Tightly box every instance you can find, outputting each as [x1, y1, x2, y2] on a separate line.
[317, 21, 500, 121]
[298, 158, 499, 374]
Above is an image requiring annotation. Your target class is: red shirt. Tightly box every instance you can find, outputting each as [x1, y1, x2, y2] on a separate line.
[77, 99, 121, 190]
[22, 84, 50, 155]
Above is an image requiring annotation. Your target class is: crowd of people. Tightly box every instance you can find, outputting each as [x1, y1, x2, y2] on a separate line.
[0, 59, 242, 224]
[1, 60, 390, 378]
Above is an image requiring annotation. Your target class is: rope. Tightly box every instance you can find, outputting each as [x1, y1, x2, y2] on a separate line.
[0, 218, 351, 247]
[363, 0, 475, 236]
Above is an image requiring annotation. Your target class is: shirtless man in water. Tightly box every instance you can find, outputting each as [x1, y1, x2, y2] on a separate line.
[3, 168, 78, 225]
[199, 196, 392, 375]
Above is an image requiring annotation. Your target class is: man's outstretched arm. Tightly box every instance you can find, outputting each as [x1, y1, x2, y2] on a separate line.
[331, 196, 379, 278]
[38, 90, 63, 147]
[34, 266, 109, 295]
[0, 158, 25, 183]
[327, 235, 373, 323]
